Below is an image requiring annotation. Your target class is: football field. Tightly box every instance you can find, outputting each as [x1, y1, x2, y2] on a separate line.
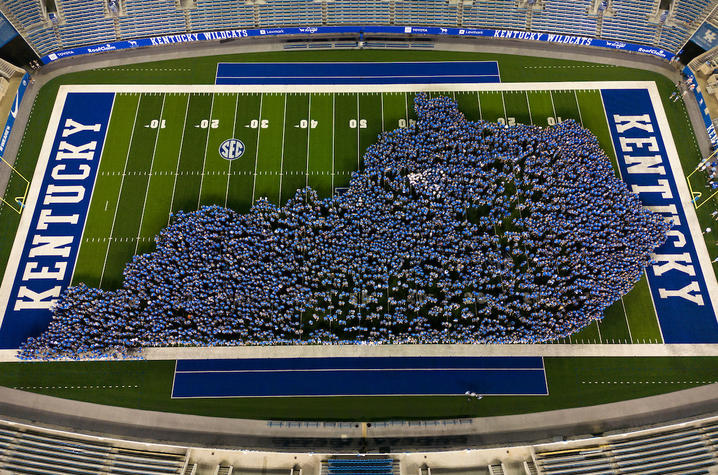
[3, 80, 718, 353]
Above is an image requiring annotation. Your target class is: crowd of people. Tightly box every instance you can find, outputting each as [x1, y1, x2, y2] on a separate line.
[19, 93, 670, 359]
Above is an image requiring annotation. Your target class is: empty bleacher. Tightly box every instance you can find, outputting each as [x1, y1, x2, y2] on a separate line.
[0, 1, 714, 69]
[532, 0, 598, 38]
[323, 457, 398, 475]
[56, 0, 116, 47]
[0, 422, 186, 475]
[535, 421, 718, 474]
[118, 0, 185, 41]
[188, 0, 254, 33]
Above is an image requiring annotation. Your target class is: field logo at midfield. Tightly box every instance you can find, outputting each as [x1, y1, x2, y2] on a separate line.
[219, 138, 244, 161]
[0, 92, 114, 349]
[602, 88, 718, 343]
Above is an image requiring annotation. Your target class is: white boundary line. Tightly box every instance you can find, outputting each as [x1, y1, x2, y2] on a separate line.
[6, 343, 718, 362]
[2, 81, 716, 356]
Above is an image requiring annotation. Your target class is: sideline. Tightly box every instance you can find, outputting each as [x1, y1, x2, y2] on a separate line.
[3, 343, 718, 362]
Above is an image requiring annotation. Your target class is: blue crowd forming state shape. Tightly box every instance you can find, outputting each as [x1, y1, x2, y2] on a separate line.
[19, 93, 670, 359]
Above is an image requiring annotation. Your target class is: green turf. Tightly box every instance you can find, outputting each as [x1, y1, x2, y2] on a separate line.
[0, 356, 715, 420]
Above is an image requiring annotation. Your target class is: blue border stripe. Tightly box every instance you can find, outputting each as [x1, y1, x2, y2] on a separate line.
[172, 366, 547, 397]
[176, 356, 544, 372]
[215, 61, 500, 85]
[0, 92, 114, 348]
[601, 88, 718, 343]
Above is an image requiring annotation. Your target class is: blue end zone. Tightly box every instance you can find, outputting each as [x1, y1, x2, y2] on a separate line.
[601, 88, 718, 343]
[0, 92, 114, 348]
[215, 61, 501, 85]
[171, 357, 548, 397]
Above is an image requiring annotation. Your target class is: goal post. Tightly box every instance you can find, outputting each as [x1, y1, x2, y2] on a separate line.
[0, 155, 30, 215]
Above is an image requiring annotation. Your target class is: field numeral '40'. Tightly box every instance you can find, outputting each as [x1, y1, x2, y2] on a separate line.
[298, 120, 318, 129]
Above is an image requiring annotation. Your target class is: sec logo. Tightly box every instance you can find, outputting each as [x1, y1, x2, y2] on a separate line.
[219, 138, 245, 160]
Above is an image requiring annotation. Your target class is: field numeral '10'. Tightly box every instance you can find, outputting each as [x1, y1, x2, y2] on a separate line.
[148, 119, 166, 129]
[547, 117, 564, 125]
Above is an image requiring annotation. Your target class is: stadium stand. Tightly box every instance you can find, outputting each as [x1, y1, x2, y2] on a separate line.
[0, 0, 715, 56]
[323, 457, 398, 475]
[188, 0, 254, 33]
[534, 421, 718, 474]
[55, 0, 116, 48]
[0, 422, 187, 474]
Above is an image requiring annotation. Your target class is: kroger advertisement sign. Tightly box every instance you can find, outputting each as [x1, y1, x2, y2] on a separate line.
[41, 25, 675, 64]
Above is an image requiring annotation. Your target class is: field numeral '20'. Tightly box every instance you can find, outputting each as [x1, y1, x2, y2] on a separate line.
[249, 119, 269, 129]
[199, 119, 220, 129]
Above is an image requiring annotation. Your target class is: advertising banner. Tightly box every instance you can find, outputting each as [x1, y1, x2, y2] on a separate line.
[40, 25, 676, 65]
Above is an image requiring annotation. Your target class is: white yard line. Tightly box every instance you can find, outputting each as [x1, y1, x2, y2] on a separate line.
[277, 94, 287, 205]
[305, 94, 311, 188]
[251, 94, 263, 205]
[500, 91, 507, 120]
[573, 90, 584, 126]
[477, 90, 482, 121]
[356, 93, 360, 171]
[621, 298, 634, 343]
[331, 94, 335, 194]
[380, 92, 385, 132]
[167, 95, 191, 225]
[196, 93, 216, 209]
[549, 90, 557, 122]
[224, 94, 239, 208]
[404, 91, 409, 123]
[525, 91, 533, 125]
[99, 96, 141, 288]
[134, 94, 166, 255]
